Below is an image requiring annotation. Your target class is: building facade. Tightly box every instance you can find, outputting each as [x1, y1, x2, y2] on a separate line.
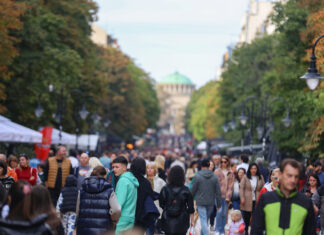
[239, 0, 285, 44]
[156, 72, 195, 136]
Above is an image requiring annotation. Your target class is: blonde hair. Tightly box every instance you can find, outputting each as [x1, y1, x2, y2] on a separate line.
[154, 155, 165, 170]
[231, 210, 242, 220]
[89, 157, 103, 169]
[146, 162, 157, 176]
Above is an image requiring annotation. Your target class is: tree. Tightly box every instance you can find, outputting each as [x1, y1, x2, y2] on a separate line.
[0, 0, 25, 113]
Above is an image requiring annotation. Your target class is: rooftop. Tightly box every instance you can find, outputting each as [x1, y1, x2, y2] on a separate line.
[159, 72, 194, 85]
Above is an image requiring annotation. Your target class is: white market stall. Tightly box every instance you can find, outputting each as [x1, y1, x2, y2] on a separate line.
[0, 115, 42, 143]
[51, 128, 76, 145]
[74, 134, 99, 151]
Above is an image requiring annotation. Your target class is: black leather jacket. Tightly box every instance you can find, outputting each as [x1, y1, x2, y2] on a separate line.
[159, 185, 194, 234]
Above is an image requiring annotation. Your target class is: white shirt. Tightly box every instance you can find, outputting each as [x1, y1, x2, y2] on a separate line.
[250, 176, 258, 201]
[236, 163, 249, 172]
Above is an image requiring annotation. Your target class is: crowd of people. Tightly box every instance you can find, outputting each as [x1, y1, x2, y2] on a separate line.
[0, 146, 322, 235]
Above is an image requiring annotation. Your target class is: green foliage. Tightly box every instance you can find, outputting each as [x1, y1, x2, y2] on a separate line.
[187, 0, 324, 157]
[1, 0, 159, 141]
[186, 81, 221, 141]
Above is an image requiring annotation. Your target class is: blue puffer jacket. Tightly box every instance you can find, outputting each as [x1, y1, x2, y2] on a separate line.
[77, 176, 113, 235]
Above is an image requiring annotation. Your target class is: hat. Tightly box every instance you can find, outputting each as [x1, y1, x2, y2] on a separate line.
[201, 159, 210, 168]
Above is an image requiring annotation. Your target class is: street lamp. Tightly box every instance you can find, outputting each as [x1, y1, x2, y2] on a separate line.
[238, 112, 248, 126]
[79, 104, 89, 121]
[104, 118, 111, 128]
[301, 34, 324, 90]
[35, 97, 44, 118]
[222, 123, 229, 133]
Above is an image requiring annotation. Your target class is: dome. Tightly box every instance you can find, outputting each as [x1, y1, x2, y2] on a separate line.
[160, 72, 193, 85]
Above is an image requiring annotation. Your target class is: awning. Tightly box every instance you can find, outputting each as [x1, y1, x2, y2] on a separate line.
[74, 134, 99, 151]
[51, 128, 76, 145]
[0, 115, 42, 143]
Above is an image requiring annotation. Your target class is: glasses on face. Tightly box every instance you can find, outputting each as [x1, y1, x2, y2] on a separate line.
[221, 160, 228, 164]
[273, 177, 279, 181]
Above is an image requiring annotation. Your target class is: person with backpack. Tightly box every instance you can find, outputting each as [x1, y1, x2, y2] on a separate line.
[190, 159, 221, 235]
[159, 165, 195, 235]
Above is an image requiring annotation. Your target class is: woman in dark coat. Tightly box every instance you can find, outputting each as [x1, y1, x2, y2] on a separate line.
[131, 158, 159, 235]
[159, 165, 194, 235]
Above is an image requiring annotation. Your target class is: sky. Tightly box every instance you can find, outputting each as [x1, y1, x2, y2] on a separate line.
[95, 0, 250, 88]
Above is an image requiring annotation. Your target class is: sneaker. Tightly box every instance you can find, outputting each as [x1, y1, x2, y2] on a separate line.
[215, 232, 220, 235]
[210, 225, 215, 231]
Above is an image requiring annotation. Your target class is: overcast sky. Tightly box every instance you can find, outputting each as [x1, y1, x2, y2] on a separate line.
[95, 0, 250, 88]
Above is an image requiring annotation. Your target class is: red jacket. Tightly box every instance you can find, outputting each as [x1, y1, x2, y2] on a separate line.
[15, 166, 37, 186]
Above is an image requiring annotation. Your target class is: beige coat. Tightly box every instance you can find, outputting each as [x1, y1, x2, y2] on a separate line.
[239, 175, 264, 212]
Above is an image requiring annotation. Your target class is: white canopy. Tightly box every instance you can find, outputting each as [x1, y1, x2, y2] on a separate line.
[51, 128, 76, 145]
[74, 134, 99, 151]
[0, 115, 42, 143]
[197, 141, 207, 150]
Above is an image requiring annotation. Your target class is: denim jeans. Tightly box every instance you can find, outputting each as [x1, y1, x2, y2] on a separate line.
[232, 199, 240, 210]
[197, 205, 214, 235]
[215, 198, 228, 234]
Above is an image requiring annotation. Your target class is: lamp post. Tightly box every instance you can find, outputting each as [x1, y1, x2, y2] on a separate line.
[301, 34, 324, 90]
[237, 96, 291, 156]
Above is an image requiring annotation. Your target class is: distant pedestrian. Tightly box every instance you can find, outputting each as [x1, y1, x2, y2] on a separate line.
[56, 175, 78, 235]
[159, 165, 194, 235]
[76, 153, 91, 189]
[231, 168, 245, 210]
[15, 154, 37, 186]
[44, 145, 73, 206]
[314, 161, 324, 185]
[257, 168, 279, 203]
[236, 154, 249, 172]
[99, 151, 111, 170]
[214, 156, 234, 235]
[255, 157, 269, 183]
[0, 160, 14, 191]
[190, 159, 221, 235]
[240, 163, 264, 234]
[251, 158, 316, 235]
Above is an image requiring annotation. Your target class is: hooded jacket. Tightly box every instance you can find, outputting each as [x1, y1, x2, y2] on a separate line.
[77, 176, 114, 235]
[60, 175, 78, 213]
[190, 169, 221, 207]
[115, 171, 139, 234]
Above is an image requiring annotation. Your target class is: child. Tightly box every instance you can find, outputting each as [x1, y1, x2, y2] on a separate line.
[56, 175, 78, 235]
[36, 163, 45, 185]
[228, 210, 245, 235]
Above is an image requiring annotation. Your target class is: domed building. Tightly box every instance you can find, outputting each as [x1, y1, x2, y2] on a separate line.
[157, 72, 195, 135]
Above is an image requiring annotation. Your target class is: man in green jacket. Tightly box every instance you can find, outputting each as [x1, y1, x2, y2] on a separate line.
[112, 156, 139, 234]
[251, 158, 315, 235]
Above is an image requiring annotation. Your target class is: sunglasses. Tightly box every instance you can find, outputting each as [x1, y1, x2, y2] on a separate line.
[221, 160, 228, 163]
[272, 177, 279, 181]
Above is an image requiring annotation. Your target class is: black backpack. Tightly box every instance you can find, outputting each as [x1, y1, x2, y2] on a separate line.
[166, 186, 183, 217]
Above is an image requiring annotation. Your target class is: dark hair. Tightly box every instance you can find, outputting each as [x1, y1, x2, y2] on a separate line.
[37, 163, 45, 170]
[189, 161, 198, 169]
[19, 154, 29, 161]
[28, 185, 61, 232]
[240, 154, 249, 163]
[91, 166, 107, 178]
[279, 158, 301, 175]
[307, 173, 321, 188]
[0, 160, 7, 176]
[236, 168, 246, 182]
[201, 159, 210, 168]
[246, 163, 261, 179]
[7, 180, 31, 220]
[168, 166, 185, 187]
[112, 156, 128, 166]
[130, 157, 146, 177]
[64, 175, 77, 187]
